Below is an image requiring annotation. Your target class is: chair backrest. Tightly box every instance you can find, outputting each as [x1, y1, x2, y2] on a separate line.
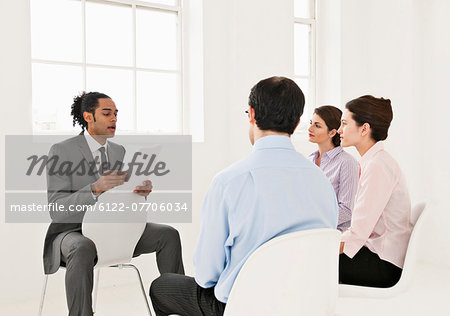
[410, 201, 426, 226]
[401, 201, 427, 280]
[224, 228, 341, 316]
[338, 201, 428, 298]
[82, 192, 147, 268]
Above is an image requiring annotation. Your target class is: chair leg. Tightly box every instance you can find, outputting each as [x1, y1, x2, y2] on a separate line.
[38, 275, 48, 316]
[93, 269, 101, 313]
[111, 264, 152, 316]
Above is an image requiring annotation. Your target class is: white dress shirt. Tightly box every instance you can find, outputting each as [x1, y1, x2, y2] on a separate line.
[84, 132, 109, 174]
[84, 132, 109, 199]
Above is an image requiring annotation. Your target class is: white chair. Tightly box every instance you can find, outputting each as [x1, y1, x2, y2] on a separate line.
[38, 192, 151, 315]
[223, 228, 341, 316]
[338, 201, 427, 298]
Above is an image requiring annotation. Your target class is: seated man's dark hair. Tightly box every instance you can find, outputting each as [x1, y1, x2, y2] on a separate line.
[248, 76, 305, 135]
[71, 91, 111, 131]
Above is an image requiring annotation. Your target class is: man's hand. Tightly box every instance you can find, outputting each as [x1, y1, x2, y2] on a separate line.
[91, 171, 128, 195]
[134, 180, 153, 197]
[339, 242, 345, 255]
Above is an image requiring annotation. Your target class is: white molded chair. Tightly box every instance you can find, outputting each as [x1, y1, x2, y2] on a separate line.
[338, 201, 427, 298]
[38, 192, 151, 315]
[223, 228, 341, 316]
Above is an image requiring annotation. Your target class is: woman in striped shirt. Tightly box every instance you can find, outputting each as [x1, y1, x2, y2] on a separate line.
[338, 95, 412, 287]
[308, 105, 359, 231]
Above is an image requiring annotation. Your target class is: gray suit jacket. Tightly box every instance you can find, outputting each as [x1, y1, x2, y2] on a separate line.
[43, 133, 125, 274]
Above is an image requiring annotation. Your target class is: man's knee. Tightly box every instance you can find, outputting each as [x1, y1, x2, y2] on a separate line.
[68, 238, 97, 262]
[150, 273, 171, 302]
[161, 226, 181, 247]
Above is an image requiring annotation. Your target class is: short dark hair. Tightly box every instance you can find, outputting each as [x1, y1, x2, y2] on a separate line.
[248, 76, 305, 135]
[314, 105, 342, 147]
[71, 91, 111, 131]
[345, 95, 393, 142]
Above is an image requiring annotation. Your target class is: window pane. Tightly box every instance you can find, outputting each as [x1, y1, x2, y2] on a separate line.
[86, 2, 132, 66]
[136, 72, 179, 133]
[86, 67, 134, 131]
[139, 0, 178, 6]
[30, 0, 82, 62]
[294, 23, 310, 76]
[294, 0, 314, 19]
[136, 8, 177, 70]
[32, 63, 82, 131]
[294, 78, 311, 128]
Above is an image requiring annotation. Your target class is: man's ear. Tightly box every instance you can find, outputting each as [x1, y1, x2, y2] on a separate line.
[83, 111, 93, 125]
[249, 106, 256, 125]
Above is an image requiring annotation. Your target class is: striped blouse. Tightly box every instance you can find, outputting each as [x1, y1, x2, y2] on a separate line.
[309, 146, 359, 231]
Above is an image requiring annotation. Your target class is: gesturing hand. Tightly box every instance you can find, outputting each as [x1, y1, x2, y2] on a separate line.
[134, 180, 153, 197]
[91, 171, 128, 195]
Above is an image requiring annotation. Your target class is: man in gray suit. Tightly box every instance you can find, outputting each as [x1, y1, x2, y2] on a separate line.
[43, 92, 184, 316]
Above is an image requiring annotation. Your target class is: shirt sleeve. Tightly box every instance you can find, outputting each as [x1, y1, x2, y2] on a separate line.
[194, 176, 230, 289]
[341, 160, 397, 258]
[336, 158, 359, 228]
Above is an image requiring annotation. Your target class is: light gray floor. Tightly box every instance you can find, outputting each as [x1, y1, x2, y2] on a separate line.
[8, 257, 160, 316]
[3, 282, 154, 316]
[2, 262, 450, 315]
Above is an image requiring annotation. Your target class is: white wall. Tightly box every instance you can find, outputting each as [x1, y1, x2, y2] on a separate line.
[341, 0, 424, 200]
[340, 0, 450, 266]
[420, 0, 450, 265]
[1, 0, 450, 312]
[0, 0, 50, 308]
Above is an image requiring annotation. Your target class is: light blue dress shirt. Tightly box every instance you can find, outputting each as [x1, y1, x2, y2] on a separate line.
[194, 135, 338, 303]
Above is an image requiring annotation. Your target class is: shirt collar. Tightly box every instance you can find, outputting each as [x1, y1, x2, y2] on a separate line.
[309, 150, 319, 160]
[252, 135, 294, 152]
[359, 141, 384, 167]
[308, 146, 343, 161]
[84, 132, 109, 154]
[324, 146, 343, 159]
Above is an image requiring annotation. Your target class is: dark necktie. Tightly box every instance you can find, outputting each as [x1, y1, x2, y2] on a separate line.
[98, 147, 109, 175]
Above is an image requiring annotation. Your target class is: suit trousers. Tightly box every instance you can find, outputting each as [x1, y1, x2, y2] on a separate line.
[150, 273, 226, 316]
[60, 223, 184, 316]
[339, 246, 402, 288]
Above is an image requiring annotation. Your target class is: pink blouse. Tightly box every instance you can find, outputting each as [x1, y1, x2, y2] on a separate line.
[341, 142, 412, 268]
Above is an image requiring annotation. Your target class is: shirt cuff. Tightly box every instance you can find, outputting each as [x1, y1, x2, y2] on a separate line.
[90, 184, 100, 201]
[341, 230, 364, 258]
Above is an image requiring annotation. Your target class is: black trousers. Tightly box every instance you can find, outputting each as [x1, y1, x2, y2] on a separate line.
[339, 246, 402, 288]
[60, 223, 185, 316]
[150, 273, 226, 316]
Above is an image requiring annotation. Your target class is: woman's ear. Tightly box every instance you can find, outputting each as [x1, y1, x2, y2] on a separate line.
[361, 122, 371, 137]
[329, 129, 337, 138]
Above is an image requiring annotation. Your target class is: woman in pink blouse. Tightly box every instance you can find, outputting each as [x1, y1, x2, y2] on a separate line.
[337, 95, 412, 287]
[308, 106, 359, 231]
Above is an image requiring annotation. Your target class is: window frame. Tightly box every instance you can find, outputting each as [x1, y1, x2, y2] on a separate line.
[293, 0, 316, 131]
[30, 0, 185, 135]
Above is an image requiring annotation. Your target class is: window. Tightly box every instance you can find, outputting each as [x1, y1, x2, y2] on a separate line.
[30, 0, 184, 134]
[294, 0, 315, 129]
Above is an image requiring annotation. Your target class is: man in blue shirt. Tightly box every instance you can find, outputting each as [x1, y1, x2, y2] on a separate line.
[150, 76, 338, 316]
